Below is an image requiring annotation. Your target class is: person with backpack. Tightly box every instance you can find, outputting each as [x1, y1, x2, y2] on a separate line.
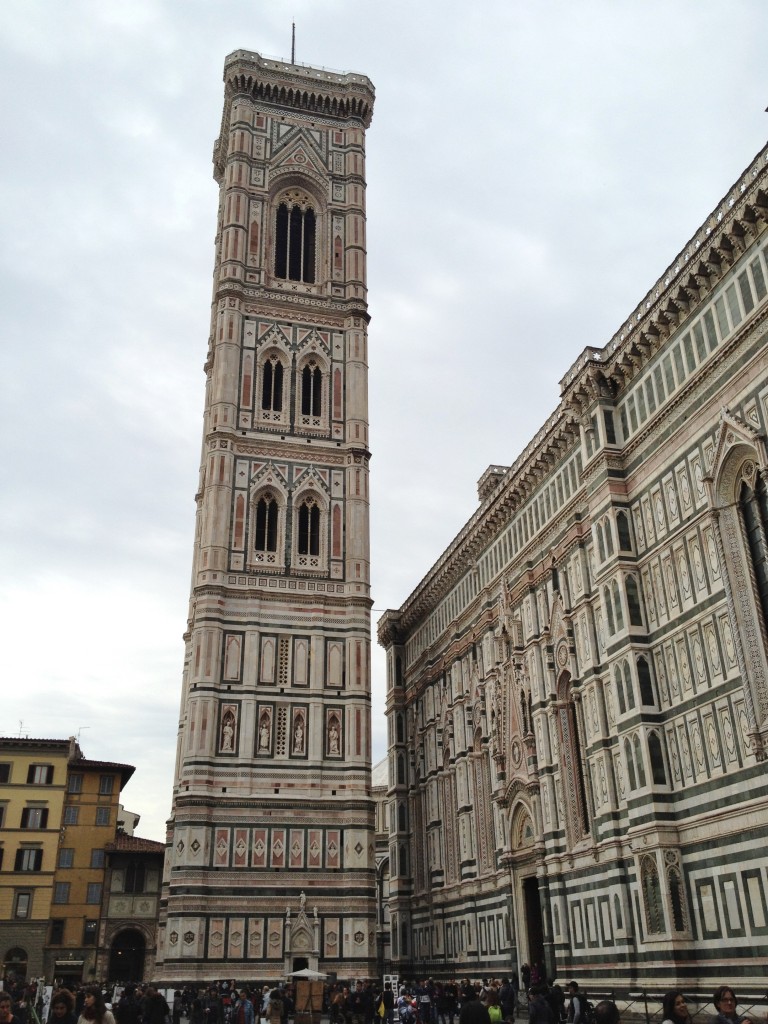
[485, 992, 502, 1024]
[566, 985, 584, 1024]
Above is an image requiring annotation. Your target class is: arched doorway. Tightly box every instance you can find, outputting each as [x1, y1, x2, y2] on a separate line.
[3, 947, 27, 985]
[108, 929, 145, 982]
[509, 804, 547, 977]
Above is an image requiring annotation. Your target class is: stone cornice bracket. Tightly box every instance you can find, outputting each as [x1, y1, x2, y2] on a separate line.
[377, 609, 403, 648]
[559, 146, 768, 407]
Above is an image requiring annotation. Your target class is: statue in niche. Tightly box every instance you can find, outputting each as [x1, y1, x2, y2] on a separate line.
[293, 716, 305, 754]
[259, 713, 271, 751]
[220, 710, 235, 752]
[328, 718, 340, 755]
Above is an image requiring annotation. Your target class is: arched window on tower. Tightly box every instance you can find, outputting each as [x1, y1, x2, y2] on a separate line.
[261, 355, 284, 413]
[297, 497, 320, 557]
[612, 578, 625, 630]
[648, 730, 666, 785]
[623, 660, 635, 710]
[637, 656, 655, 705]
[604, 517, 615, 556]
[254, 494, 278, 553]
[398, 844, 408, 878]
[274, 201, 316, 283]
[624, 738, 637, 791]
[626, 575, 644, 626]
[614, 666, 626, 716]
[250, 489, 283, 570]
[633, 732, 646, 787]
[603, 586, 615, 634]
[301, 363, 323, 417]
[617, 510, 633, 551]
[596, 524, 606, 563]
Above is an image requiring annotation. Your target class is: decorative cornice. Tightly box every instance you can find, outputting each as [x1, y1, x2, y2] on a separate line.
[213, 52, 375, 177]
[205, 429, 361, 466]
[378, 145, 768, 650]
[378, 408, 582, 639]
[559, 144, 768, 416]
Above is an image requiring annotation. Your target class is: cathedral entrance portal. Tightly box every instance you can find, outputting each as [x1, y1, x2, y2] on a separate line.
[292, 956, 309, 972]
[522, 876, 545, 975]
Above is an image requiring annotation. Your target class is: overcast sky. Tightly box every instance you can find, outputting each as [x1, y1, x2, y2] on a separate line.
[1, 0, 766, 842]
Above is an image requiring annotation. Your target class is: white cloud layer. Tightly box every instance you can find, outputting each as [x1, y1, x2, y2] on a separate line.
[2, 0, 767, 840]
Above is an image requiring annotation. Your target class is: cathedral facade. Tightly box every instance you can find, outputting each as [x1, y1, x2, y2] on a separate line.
[156, 51, 376, 981]
[379, 144, 768, 990]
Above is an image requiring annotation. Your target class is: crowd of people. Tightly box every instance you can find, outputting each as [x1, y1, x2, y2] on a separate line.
[0, 975, 761, 1024]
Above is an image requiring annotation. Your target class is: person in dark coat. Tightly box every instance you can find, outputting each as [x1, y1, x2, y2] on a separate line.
[142, 989, 170, 1024]
[459, 991, 490, 1024]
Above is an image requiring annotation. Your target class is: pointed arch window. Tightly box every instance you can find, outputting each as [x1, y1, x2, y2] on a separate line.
[633, 733, 646, 787]
[617, 510, 633, 551]
[623, 660, 635, 710]
[612, 578, 625, 630]
[740, 473, 768, 629]
[626, 575, 644, 626]
[614, 666, 626, 716]
[274, 201, 316, 283]
[640, 854, 665, 934]
[250, 489, 284, 569]
[297, 497, 320, 557]
[648, 730, 666, 785]
[301, 363, 323, 417]
[556, 671, 591, 842]
[261, 356, 284, 412]
[396, 712, 404, 742]
[254, 495, 278, 553]
[624, 738, 637, 791]
[604, 586, 615, 634]
[604, 517, 615, 556]
[637, 656, 655, 705]
[597, 524, 606, 562]
[668, 865, 687, 932]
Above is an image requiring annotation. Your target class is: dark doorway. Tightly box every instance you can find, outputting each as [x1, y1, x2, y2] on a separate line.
[292, 956, 309, 971]
[108, 929, 145, 982]
[3, 947, 27, 985]
[522, 876, 545, 975]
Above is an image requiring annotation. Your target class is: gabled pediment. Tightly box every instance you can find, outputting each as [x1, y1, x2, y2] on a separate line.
[271, 123, 328, 163]
[250, 461, 289, 494]
[549, 591, 568, 646]
[258, 323, 291, 352]
[296, 327, 331, 358]
[293, 464, 331, 496]
[707, 407, 768, 505]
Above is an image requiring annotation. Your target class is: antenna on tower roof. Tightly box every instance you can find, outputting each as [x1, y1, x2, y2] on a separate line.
[291, 21, 296, 64]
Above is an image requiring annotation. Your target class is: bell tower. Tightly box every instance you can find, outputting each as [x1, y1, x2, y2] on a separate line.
[156, 50, 376, 980]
